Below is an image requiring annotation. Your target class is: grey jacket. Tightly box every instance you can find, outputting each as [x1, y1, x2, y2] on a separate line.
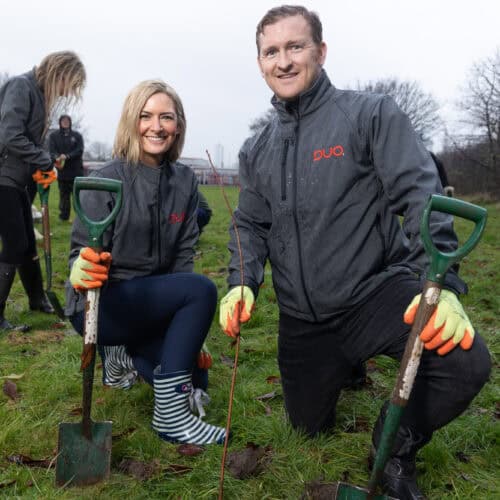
[0, 70, 52, 189]
[228, 70, 466, 322]
[65, 158, 200, 315]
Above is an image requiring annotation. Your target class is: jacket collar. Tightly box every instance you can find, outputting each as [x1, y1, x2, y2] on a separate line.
[271, 69, 333, 122]
[136, 159, 172, 180]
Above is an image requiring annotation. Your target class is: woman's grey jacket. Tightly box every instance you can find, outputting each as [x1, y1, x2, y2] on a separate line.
[65, 159, 199, 315]
[0, 70, 52, 190]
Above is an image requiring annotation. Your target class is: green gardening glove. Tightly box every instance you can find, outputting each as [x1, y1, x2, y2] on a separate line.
[404, 289, 475, 355]
[70, 247, 112, 291]
[219, 286, 255, 338]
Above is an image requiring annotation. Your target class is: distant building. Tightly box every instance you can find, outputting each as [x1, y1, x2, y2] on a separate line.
[83, 157, 239, 186]
[179, 157, 238, 186]
[214, 144, 224, 169]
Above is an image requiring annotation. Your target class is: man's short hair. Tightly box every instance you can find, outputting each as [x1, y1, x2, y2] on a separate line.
[255, 5, 323, 52]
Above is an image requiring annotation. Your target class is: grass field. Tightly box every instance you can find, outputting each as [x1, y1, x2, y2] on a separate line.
[0, 184, 498, 499]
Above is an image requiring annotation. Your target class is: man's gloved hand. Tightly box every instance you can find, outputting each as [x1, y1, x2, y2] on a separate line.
[219, 286, 255, 338]
[32, 168, 57, 189]
[70, 247, 112, 291]
[197, 342, 213, 369]
[404, 289, 475, 355]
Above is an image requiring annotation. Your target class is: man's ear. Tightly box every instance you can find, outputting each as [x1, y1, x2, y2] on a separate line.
[318, 42, 327, 66]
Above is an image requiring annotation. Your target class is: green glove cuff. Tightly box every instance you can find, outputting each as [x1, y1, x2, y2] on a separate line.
[219, 285, 255, 328]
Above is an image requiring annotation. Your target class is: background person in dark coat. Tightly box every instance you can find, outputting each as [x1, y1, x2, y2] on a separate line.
[196, 190, 212, 235]
[0, 51, 86, 332]
[430, 151, 454, 197]
[49, 114, 84, 221]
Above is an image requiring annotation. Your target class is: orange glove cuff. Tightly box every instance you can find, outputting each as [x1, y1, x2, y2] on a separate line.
[32, 168, 57, 189]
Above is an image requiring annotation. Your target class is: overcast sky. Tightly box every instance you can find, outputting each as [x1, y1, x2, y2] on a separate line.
[1, 0, 499, 166]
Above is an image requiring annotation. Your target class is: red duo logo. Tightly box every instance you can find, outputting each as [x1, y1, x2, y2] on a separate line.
[313, 145, 344, 162]
[168, 212, 185, 224]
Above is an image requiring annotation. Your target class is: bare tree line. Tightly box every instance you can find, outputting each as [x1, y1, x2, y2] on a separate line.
[249, 47, 500, 198]
[441, 48, 500, 198]
[3, 47, 499, 197]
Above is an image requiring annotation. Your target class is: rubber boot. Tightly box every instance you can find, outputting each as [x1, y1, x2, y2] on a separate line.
[0, 262, 30, 332]
[152, 368, 226, 445]
[370, 402, 431, 500]
[17, 256, 54, 314]
[99, 345, 138, 389]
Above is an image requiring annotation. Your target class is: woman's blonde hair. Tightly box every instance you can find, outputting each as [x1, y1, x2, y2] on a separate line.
[35, 51, 86, 136]
[113, 80, 186, 164]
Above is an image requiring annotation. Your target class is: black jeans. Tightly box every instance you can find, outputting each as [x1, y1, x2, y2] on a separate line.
[278, 274, 491, 437]
[0, 186, 36, 265]
[58, 179, 74, 220]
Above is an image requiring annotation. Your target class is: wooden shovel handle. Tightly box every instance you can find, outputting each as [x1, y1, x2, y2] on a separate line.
[81, 287, 100, 439]
[392, 280, 441, 406]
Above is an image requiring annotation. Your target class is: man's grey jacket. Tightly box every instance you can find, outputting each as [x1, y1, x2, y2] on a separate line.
[228, 69, 466, 323]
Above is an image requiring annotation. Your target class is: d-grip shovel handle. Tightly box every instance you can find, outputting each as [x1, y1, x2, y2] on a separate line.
[421, 195, 487, 284]
[73, 177, 123, 439]
[73, 177, 123, 249]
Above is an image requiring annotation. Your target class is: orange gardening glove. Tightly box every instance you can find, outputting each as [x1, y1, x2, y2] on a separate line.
[32, 168, 57, 189]
[404, 290, 475, 356]
[197, 342, 213, 369]
[69, 247, 112, 291]
[219, 286, 255, 338]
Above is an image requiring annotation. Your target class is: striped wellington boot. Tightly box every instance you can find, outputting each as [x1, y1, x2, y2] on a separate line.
[152, 368, 226, 445]
[100, 345, 138, 389]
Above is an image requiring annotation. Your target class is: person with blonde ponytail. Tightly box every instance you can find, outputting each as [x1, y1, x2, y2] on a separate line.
[0, 50, 86, 332]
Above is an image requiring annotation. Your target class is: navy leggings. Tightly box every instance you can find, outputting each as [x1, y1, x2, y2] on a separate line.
[70, 272, 217, 385]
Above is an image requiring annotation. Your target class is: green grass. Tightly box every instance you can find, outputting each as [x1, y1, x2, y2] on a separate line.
[0, 184, 498, 499]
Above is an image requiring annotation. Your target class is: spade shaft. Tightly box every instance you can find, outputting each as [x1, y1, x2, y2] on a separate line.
[334, 195, 487, 500]
[55, 177, 122, 486]
[38, 183, 65, 319]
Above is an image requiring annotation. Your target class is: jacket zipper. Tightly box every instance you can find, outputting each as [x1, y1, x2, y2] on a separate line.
[280, 138, 290, 201]
[156, 170, 162, 269]
[291, 113, 317, 321]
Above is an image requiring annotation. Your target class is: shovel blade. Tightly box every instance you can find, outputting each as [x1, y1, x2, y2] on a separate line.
[55, 420, 112, 486]
[46, 290, 66, 320]
[334, 482, 394, 500]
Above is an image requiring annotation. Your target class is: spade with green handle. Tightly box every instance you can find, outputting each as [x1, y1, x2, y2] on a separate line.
[333, 194, 487, 500]
[37, 182, 65, 319]
[55, 176, 122, 487]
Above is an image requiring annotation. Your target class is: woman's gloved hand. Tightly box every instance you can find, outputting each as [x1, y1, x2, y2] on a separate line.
[32, 168, 57, 189]
[55, 155, 66, 169]
[219, 286, 255, 337]
[404, 289, 475, 355]
[197, 342, 213, 369]
[70, 247, 112, 291]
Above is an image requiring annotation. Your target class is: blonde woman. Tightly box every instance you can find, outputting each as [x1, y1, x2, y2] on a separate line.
[66, 80, 225, 445]
[0, 51, 86, 331]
